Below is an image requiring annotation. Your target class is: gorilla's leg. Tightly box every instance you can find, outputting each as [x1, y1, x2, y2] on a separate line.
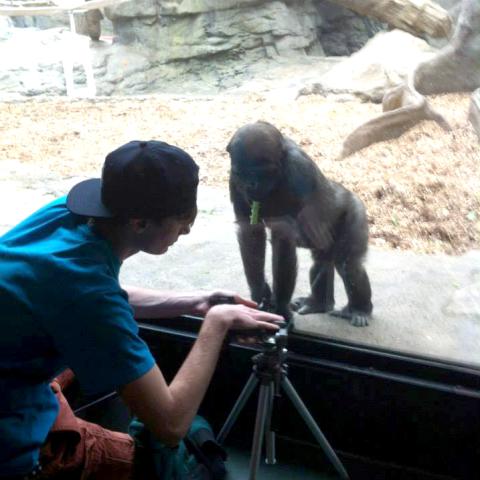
[292, 254, 335, 315]
[332, 257, 372, 327]
[271, 223, 297, 321]
[238, 222, 272, 308]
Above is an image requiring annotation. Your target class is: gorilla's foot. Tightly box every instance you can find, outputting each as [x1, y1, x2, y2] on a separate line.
[291, 296, 334, 315]
[330, 306, 370, 327]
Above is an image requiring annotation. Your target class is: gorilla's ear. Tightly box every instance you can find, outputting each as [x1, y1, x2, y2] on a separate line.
[226, 139, 232, 153]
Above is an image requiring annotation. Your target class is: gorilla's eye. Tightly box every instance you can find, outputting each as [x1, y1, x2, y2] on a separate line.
[231, 163, 275, 186]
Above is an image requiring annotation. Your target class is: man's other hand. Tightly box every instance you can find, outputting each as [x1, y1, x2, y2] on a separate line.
[204, 304, 283, 332]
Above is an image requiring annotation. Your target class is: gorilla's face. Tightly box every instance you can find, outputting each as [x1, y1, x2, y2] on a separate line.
[227, 122, 284, 202]
[230, 156, 280, 201]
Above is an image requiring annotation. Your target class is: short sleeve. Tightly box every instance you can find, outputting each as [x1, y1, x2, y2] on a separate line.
[44, 290, 155, 396]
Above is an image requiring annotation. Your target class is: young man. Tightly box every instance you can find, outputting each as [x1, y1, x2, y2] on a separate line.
[0, 140, 282, 479]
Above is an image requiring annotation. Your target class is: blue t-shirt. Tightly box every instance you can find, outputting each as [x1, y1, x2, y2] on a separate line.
[0, 197, 155, 476]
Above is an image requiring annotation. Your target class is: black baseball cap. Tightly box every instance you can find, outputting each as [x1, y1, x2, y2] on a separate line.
[67, 140, 199, 220]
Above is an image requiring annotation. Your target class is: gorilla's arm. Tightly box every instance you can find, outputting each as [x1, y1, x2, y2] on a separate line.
[237, 221, 271, 306]
[270, 220, 297, 321]
[231, 181, 272, 306]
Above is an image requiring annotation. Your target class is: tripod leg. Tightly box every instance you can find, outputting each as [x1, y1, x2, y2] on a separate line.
[249, 383, 271, 480]
[281, 377, 350, 480]
[264, 382, 276, 465]
[217, 373, 259, 444]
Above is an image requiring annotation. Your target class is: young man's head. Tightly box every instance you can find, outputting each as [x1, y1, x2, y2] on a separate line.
[67, 140, 199, 255]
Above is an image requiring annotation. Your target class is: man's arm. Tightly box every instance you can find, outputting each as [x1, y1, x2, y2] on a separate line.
[119, 304, 281, 446]
[123, 285, 256, 319]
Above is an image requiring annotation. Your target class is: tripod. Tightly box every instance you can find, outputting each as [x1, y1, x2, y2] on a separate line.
[216, 330, 350, 480]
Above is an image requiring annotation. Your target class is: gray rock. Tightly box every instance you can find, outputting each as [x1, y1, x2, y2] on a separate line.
[97, 0, 381, 94]
[106, 1, 319, 57]
[89, 0, 323, 95]
[306, 29, 437, 102]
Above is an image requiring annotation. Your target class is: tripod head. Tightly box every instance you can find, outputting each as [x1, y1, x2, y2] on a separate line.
[261, 326, 288, 350]
[251, 326, 289, 390]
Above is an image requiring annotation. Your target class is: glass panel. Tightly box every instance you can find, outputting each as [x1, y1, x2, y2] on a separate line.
[0, 0, 478, 368]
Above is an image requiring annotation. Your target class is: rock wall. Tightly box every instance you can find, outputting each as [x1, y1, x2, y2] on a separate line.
[0, 0, 382, 97]
[90, 0, 320, 95]
[92, 0, 381, 94]
[105, 0, 322, 58]
[103, 0, 382, 57]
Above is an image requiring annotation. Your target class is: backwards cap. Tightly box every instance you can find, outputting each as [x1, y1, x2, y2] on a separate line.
[67, 140, 199, 220]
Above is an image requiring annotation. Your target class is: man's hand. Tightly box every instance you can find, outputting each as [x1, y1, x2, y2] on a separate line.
[204, 303, 283, 333]
[194, 290, 257, 316]
[124, 286, 257, 319]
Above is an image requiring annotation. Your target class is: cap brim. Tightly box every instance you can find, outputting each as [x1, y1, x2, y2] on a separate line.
[66, 178, 113, 218]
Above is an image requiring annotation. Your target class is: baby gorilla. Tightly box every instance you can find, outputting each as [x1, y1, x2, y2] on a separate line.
[227, 121, 373, 327]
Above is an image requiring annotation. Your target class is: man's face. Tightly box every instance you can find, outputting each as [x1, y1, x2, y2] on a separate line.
[138, 210, 196, 255]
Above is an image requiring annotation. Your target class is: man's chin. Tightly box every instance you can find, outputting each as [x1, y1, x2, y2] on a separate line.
[147, 245, 169, 255]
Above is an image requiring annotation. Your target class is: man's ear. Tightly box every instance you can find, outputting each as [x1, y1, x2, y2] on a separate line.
[130, 218, 148, 233]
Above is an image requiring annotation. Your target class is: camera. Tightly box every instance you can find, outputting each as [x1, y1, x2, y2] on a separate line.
[208, 293, 288, 347]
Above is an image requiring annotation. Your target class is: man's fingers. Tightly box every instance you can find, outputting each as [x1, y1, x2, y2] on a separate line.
[230, 311, 280, 333]
[252, 310, 284, 323]
[256, 321, 280, 331]
[234, 294, 257, 308]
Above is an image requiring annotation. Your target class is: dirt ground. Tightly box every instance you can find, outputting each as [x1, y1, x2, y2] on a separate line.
[0, 92, 478, 254]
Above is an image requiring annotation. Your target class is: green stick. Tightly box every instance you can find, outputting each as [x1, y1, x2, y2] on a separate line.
[250, 201, 261, 225]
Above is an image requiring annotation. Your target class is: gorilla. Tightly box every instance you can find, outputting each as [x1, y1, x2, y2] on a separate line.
[227, 121, 373, 327]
